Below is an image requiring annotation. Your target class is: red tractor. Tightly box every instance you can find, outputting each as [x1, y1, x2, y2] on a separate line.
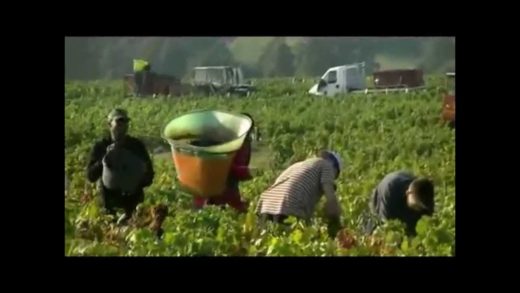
[123, 72, 186, 97]
[441, 72, 455, 128]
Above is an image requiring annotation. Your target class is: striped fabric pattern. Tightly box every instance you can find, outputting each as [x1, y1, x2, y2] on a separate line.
[256, 157, 336, 220]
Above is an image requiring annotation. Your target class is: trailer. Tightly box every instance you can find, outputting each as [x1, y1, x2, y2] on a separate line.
[373, 69, 424, 89]
[123, 72, 186, 97]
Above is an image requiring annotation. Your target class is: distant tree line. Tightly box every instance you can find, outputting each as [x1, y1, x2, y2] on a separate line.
[65, 37, 454, 81]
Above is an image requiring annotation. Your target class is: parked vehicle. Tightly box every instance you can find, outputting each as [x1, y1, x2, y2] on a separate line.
[309, 62, 426, 97]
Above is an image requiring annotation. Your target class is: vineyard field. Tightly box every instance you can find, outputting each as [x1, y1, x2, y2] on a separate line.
[65, 77, 455, 256]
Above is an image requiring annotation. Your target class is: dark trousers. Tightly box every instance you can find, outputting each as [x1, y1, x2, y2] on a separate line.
[100, 187, 144, 217]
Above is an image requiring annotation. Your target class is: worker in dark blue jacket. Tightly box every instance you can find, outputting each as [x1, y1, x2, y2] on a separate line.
[364, 171, 435, 236]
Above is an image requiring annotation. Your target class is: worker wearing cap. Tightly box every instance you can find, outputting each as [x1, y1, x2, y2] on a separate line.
[133, 59, 151, 97]
[363, 171, 435, 236]
[255, 150, 343, 236]
[86, 109, 155, 224]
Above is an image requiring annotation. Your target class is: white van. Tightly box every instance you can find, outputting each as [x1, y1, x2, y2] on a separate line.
[309, 63, 366, 97]
[309, 62, 427, 97]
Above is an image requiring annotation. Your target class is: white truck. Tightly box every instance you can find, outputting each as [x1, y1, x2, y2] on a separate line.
[309, 62, 426, 97]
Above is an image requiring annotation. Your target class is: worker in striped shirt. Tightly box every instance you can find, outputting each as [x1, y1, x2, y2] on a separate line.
[255, 150, 343, 235]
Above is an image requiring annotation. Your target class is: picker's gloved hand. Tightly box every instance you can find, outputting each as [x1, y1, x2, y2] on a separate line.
[104, 142, 124, 168]
[106, 139, 126, 152]
[102, 145, 118, 168]
[106, 143, 120, 153]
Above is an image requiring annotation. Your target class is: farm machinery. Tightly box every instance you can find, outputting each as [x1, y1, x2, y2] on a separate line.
[123, 72, 187, 97]
[123, 66, 255, 98]
[190, 66, 255, 97]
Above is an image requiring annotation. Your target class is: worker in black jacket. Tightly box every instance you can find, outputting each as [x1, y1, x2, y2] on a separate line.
[86, 109, 154, 224]
[364, 171, 435, 236]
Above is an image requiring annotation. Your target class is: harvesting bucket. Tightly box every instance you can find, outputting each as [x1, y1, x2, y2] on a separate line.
[163, 110, 252, 198]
